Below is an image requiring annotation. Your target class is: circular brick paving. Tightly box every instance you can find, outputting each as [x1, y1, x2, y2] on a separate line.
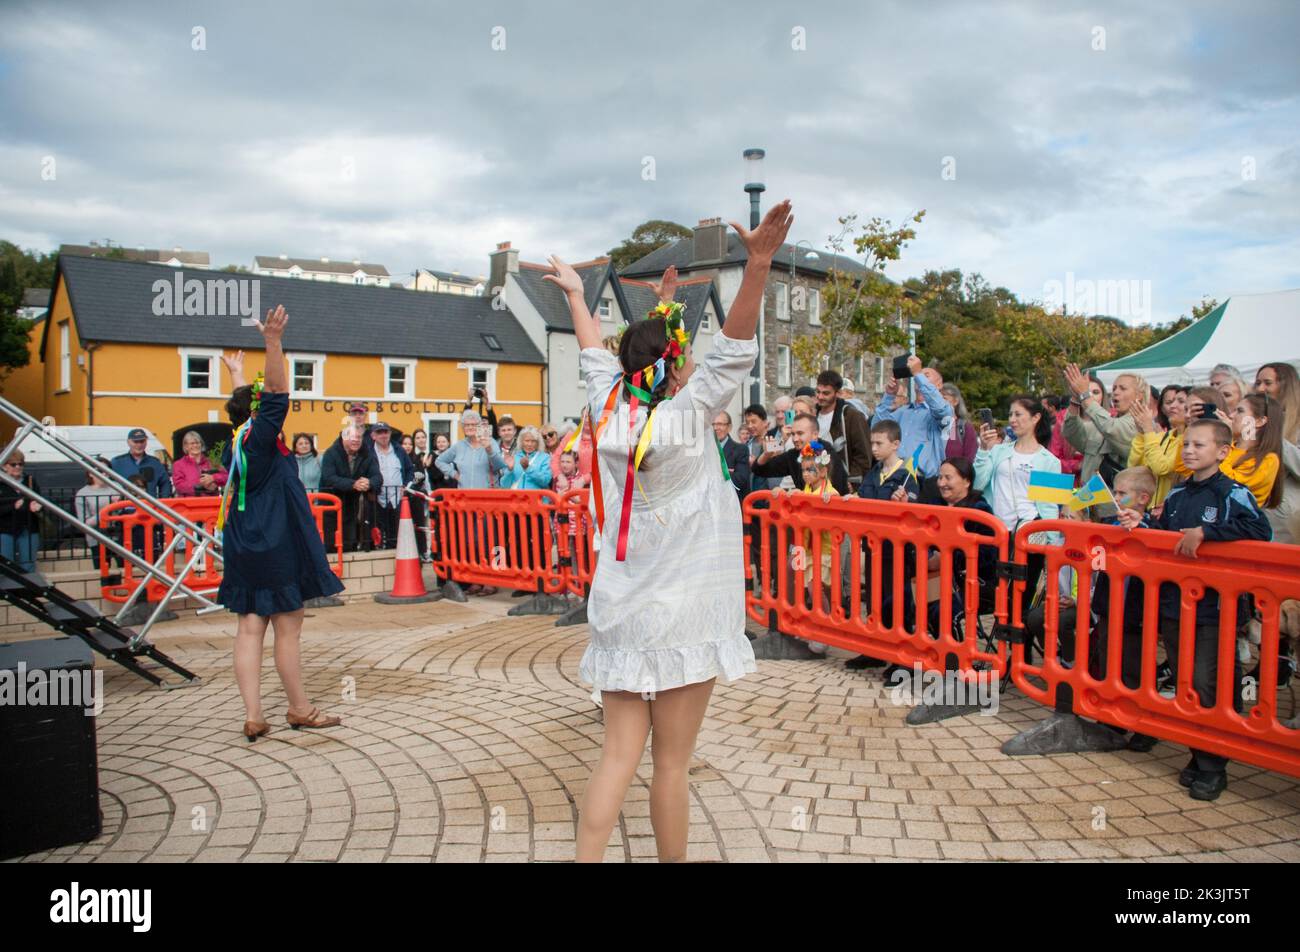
[8, 597, 1300, 862]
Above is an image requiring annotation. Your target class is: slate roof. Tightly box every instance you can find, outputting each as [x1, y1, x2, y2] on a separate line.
[21, 288, 50, 309]
[617, 277, 721, 339]
[254, 256, 390, 277]
[621, 233, 875, 281]
[419, 268, 486, 286]
[59, 244, 210, 267]
[514, 258, 613, 332]
[46, 255, 544, 365]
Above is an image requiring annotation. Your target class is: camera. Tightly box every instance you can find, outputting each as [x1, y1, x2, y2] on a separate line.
[892, 354, 913, 380]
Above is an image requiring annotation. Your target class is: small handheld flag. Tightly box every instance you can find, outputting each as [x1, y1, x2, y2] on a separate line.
[1027, 470, 1075, 506]
[1069, 473, 1116, 512]
[905, 443, 924, 480]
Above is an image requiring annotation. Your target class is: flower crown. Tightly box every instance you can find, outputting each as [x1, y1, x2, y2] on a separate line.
[800, 440, 831, 467]
[627, 301, 688, 393]
[250, 372, 266, 414]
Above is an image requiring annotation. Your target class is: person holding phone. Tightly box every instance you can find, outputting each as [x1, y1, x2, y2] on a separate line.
[871, 354, 953, 481]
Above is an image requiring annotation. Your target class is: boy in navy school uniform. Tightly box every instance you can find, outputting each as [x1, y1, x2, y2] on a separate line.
[1117, 418, 1272, 801]
[845, 420, 922, 672]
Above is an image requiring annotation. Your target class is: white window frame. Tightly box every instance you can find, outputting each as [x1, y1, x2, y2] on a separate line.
[700, 305, 712, 332]
[775, 281, 789, 321]
[777, 345, 791, 388]
[58, 321, 70, 392]
[808, 288, 820, 326]
[286, 352, 326, 399]
[464, 362, 498, 403]
[598, 298, 612, 318]
[179, 346, 222, 396]
[383, 357, 417, 399]
[423, 412, 459, 446]
[875, 356, 885, 391]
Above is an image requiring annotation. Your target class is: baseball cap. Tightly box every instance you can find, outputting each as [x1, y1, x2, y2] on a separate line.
[127, 428, 147, 441]
[841, 379, 856, 393]
[348, 401, 368, 412]
[371, 421, 391, 433]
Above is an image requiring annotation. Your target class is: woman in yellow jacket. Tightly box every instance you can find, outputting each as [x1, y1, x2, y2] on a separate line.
[1128, 385, 1190, 506]
[1223, 393, 1283, 509]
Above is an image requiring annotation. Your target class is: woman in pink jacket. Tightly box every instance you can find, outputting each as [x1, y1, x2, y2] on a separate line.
[172, 430, 229, 497]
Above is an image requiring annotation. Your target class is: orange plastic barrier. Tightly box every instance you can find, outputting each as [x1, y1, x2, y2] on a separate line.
[428, 489, 566, 594]
[1009, 519, 1300, 778]
[744, 491, 1010, 677]
[98, 493, 344, 604]
[553, 489, 596, 597]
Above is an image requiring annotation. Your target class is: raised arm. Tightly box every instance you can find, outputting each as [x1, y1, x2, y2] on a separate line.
[221, 350, 247, 390]
[255, 306, 289, 393]
[545, 257, 602, 351]
[724, 199, 793, 341]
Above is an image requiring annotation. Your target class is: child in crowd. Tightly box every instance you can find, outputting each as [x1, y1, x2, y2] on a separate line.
[844, 420, 920, 671]
[858, 420, 921, 503]
[1085, 466, 1158, 749]
[1117, 419, 1272, 801]
[553, 450, 589, 494]
[799, 441, 837, 655]
[1222, 393, 1282, 509]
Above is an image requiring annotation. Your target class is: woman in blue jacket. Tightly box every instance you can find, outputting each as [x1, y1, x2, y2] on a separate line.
[974, 395, 1062, 636]
[500, 426, 553, 490]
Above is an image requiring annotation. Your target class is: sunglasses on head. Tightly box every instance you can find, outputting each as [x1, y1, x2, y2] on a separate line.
[543, 431, 557, 438]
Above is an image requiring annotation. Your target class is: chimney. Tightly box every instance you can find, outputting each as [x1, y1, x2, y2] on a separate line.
[488, 241, 519, 295]
[693, 217, 726, 264]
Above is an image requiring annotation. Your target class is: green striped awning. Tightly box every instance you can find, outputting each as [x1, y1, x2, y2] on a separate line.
[1090, 301, 1227, 373]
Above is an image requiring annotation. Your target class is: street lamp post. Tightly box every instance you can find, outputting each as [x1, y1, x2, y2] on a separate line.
[743, 149, 767, 407]
[743, 148, 766, 230]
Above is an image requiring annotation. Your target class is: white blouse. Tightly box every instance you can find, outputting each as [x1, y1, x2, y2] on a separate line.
[577, 334, 759, 694]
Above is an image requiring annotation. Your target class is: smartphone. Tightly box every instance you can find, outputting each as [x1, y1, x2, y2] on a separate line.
[1198, 403, 1219, 420]
[978, 408, 995, 428]
[784, 409, 794, 425]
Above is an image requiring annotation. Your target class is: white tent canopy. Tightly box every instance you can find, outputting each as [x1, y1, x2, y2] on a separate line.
[1091, 289, 1300, 390]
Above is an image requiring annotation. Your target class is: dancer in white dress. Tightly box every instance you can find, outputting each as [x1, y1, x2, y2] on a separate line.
[544, 198, 794, 862]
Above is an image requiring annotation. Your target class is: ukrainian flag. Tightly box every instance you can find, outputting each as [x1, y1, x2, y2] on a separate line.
[1027, 471, 1075, 506]
[1069, 473, 1116, 511]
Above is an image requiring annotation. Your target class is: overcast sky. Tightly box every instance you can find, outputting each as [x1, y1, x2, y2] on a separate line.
[1, 0, 1296, 322]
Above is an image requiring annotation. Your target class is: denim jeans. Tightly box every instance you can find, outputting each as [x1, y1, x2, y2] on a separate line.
[0, 531, 40, 572]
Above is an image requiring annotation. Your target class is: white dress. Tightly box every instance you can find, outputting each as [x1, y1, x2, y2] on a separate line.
[577, 334, 759, 694]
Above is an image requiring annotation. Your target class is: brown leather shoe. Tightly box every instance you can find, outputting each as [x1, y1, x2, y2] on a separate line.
[243, 719, 270, 742]
[286, 706, 342, 730]
[478, 586, 498, 596]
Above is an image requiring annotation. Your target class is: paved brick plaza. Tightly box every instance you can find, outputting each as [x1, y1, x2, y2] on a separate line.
[9, 593, 1300, 863]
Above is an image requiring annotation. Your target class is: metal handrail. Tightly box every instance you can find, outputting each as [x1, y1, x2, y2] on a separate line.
[0, 395, 226, 642]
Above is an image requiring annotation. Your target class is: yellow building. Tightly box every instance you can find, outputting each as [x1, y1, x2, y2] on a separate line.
[17, 254, 546, 452]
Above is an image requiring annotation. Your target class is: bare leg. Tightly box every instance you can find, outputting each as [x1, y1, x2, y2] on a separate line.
[269, 609, 312, 716]
[233, 612, 271, 722]
[575, 690, 651, 862]
[648, 679, 716, 862]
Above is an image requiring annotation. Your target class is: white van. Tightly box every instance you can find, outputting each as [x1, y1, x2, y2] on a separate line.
[15, 425, 166, 466]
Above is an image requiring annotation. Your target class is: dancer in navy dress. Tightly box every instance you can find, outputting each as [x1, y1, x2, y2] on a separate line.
[218, 305, 345, 741]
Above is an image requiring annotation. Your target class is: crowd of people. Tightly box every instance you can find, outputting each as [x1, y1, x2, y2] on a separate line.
[731, 353, 1299, 804]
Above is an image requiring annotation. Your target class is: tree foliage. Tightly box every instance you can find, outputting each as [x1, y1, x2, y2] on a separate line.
[915, 269, 1200, 413]
[607, 219, 692, 271]
[789, 212, 923, 380]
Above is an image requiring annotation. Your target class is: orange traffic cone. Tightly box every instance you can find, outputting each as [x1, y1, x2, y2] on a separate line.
[374, 496, 441, 604]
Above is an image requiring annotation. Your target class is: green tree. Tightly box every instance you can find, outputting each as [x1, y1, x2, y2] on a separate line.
[607, 220, 692, 271]
[789, 211, 923, 380]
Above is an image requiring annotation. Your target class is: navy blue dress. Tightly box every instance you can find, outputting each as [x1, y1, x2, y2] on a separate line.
[217, 391, 345, 615]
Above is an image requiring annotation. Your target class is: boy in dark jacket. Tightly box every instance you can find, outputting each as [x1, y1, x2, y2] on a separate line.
[845, 420, 921, 671]
[1117, 419, 1272, 801]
